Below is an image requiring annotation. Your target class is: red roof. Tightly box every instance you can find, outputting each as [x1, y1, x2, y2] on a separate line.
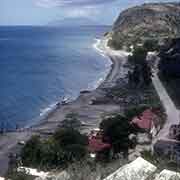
[131, 109, 157, 130]
[88, 137, 111, 153]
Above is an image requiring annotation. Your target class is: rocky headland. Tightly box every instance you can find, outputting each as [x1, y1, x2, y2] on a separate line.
[108, 2, 180, 49]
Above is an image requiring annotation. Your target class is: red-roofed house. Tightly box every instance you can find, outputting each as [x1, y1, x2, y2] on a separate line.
[88, 129, 112, 158]
[131, 109, 160, 137]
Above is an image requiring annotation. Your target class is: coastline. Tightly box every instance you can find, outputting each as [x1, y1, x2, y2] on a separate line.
[26, 38, 112, 129]
[0, 37, 130, 175]
[32, 38, 130, 132]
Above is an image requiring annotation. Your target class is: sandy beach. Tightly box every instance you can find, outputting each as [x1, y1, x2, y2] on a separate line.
[0, 38, 130, 175]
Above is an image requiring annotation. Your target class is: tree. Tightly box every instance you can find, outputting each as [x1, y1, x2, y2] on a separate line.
[20, 129, 88, 169]
[60, 113, 81, 130]
[21, 135, 42, 168]
[53, 128, 88, 162]
[129, 46, 152, 86]
[100, 114, 131, 153]
[129, 46, 147, 65]
[141, 61, 152, 85]
[124, 105, 148, 120]
[143, 39, 159, 51]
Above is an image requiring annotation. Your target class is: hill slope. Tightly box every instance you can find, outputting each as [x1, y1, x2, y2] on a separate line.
[109, 2, 180, 49]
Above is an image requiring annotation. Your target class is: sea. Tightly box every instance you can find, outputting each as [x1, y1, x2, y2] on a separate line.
[0, 26, 111, 130]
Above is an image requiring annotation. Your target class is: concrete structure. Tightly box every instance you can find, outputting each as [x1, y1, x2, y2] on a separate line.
[17, 167, 70, 180]
[103, 157, 157, 180]
[17, 167, 49, 178]
[154, 169, 180, 180]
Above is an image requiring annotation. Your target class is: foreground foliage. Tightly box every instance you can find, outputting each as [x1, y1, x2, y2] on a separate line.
[21, 128, 88, 170]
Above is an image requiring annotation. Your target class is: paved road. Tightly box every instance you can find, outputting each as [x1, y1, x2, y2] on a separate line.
[152, 72, 180, 140]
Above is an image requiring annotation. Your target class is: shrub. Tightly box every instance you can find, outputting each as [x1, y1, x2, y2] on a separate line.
[53, 128, 88, 148]
[60, 113, 81, 130]
[100, 114, 131, 152]
[143, 39, 159, 51]
[21, 129, 88, 169]
[21, 135, 42, 168]
[129, 46, 147, 65]
[124, 105, 149, 120]
[128, 46, 152, 86]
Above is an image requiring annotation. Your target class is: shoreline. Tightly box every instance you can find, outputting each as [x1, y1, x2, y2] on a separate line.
[30, 38, 127, 130]
[32, 38, 130, 132]
[0, 37, 130, 175]
[26, 38, 113, 129]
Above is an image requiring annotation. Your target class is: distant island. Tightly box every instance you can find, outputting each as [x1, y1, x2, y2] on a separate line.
[48, 17, 105, 27]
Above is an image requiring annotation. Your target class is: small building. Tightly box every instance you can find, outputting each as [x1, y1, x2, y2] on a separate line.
[169, 124, 180, 140]
[88, 129, 112, 158]
[131, 109, 160, 137]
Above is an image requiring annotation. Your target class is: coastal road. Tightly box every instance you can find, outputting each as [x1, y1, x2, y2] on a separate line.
[97, 39, 130, 84]
[152, 72, 180, 140]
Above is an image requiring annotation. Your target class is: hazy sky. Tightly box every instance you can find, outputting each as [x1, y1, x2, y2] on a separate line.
[0, 0, 177, 25]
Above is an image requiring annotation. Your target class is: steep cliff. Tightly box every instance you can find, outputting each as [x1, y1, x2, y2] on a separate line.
[109, 2, 180, 49]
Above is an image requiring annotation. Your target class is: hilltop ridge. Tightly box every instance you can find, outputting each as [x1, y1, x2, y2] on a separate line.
[109, 2, 180, 49]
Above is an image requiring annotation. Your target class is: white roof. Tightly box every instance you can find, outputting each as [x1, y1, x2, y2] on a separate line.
[155, 169, 180, 180]
[18, 167, 49, 178]
[104, 157, 157, 180]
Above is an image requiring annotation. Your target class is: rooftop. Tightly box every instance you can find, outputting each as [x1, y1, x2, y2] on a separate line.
[131, 109, 158, 130]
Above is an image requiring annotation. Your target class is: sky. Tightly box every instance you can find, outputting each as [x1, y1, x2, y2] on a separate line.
[0, 0, 177, 26]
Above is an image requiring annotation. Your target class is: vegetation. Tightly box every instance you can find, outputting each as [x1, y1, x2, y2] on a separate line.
[107, 31, 128, 50]
[21, 128, 88, 170]
[143, 39, 159, 52]
[100, 114, 131, 153]
[124, 105, 149, 120]
[110, 3, 180, 50]
[128, 46, 152, 87]
[60, 113, 81, 130]
[129, 46, 147, 65]
[142, 150, 180, 172]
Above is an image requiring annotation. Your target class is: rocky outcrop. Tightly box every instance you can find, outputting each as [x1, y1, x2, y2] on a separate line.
[109, 2, 180, 49]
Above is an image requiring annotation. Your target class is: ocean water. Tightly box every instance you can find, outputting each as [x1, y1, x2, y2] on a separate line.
[0, 26, 111, 129]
